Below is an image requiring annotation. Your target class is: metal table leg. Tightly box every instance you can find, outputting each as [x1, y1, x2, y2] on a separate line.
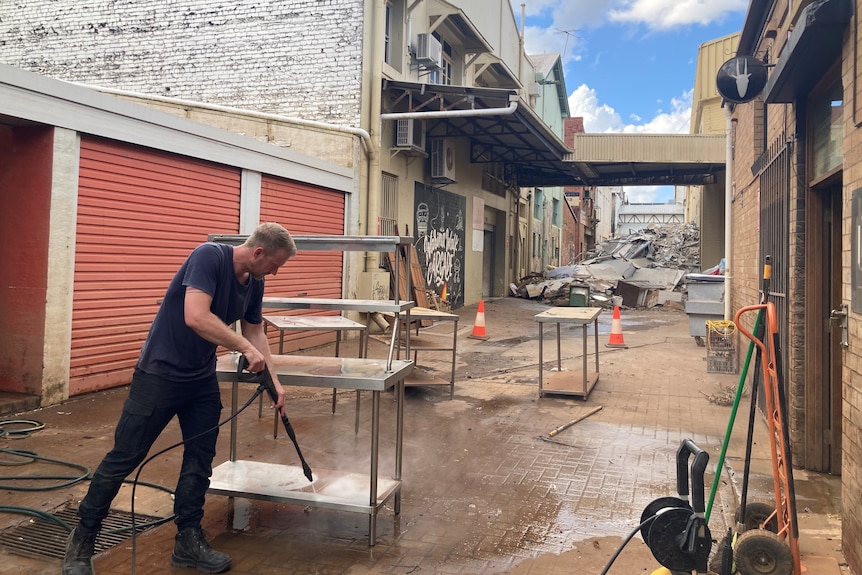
[369, 389, 380, 545]
[538, 323, 544, 395]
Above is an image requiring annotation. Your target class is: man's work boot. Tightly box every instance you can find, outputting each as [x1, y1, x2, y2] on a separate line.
[171, 527, 231, 573]
[62, 527, 97, 575]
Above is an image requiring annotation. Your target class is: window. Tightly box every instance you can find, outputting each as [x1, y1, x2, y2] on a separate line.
[384, 2, 391, 65]
[809, 76, 843, 182]
[533, 189, 543, 220]
[552, 197, 561, 227]
[440, 54, 453, 85]
[382, 1, 404, 72]
[429, 38, 454, 85]
[380, 173, 398, 235]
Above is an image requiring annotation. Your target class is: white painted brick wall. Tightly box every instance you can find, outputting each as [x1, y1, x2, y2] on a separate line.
[1, 0, 364, 124]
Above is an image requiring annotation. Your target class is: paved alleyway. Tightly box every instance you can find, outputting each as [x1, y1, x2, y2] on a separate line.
[0, 297, 846, 574]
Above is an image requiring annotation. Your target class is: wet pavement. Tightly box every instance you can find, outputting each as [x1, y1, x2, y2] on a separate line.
[0, 297, 846, 574]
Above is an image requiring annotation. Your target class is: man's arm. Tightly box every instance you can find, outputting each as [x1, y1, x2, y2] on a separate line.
[184, 288, 267, 372]
[241, 318, 287, 415]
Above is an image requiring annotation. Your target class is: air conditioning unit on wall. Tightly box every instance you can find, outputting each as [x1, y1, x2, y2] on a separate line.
[394, 118, 425, 152]
[415, 33, 442, 69]
[430, 139, 456, 183]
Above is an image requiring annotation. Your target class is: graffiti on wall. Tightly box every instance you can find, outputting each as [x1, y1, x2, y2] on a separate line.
[413, 182, 465, 309]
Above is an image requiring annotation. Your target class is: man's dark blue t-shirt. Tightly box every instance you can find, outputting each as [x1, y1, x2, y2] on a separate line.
[137, 242, 264, 381]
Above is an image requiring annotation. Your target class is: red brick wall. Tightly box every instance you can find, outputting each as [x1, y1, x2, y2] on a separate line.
[0, 126, 53, 395]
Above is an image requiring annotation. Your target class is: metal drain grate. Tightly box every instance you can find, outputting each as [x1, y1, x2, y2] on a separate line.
[0, 505, 164, 561]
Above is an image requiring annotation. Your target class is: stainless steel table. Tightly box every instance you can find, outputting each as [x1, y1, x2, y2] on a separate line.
[374, 306, 459, 398]
[211, 352, 413, 545]
[262, 297, 414, 431]
[535, 307, 602, 399]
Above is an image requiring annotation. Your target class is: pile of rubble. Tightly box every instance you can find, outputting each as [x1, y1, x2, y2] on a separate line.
[510, 223, 704, 309]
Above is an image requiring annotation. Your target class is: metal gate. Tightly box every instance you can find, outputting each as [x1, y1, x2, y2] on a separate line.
[757, 132, 791, 387]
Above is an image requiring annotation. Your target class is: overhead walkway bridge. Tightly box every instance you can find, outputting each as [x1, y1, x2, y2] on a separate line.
[565, 133, 727, 188]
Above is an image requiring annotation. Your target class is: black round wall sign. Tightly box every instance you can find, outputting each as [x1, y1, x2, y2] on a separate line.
[716, 55, 768, 103]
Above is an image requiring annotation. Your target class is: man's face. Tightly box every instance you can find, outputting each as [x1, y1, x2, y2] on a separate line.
[251, 247, 291, 280]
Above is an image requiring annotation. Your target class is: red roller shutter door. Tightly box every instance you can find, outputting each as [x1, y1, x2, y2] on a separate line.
[71, 137, 241, 395]
[260, 176, 346, 352]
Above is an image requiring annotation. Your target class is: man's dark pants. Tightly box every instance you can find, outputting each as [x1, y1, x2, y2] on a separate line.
[77, 369, 222, 533]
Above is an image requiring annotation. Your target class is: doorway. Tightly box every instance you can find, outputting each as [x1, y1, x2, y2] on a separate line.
[806, 180, 843, 474]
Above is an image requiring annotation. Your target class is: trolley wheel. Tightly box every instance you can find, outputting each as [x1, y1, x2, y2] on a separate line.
[734, 529, 793, 575]
[736, 501, 779, 533]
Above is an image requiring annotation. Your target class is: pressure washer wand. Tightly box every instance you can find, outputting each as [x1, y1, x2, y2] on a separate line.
[238, 356, 313, 481]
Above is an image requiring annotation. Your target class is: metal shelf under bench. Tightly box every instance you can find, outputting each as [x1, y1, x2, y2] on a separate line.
[212, 352, 413, 545]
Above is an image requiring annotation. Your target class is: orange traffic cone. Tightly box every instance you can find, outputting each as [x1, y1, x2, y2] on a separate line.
[469, 300, 489, 340]
[606, 305, 628, 348]
[440, 282, 448, 304]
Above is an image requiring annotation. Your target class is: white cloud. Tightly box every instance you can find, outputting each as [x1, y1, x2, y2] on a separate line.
[511, 0, 748, 30]
[567, 84, 624, 133]
[568, 84, 692, 135]
[513, 0, 746, 33]
[609, 0, 749, 30]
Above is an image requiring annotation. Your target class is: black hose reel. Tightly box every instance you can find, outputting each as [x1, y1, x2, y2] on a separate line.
[641, 439, 712, 574]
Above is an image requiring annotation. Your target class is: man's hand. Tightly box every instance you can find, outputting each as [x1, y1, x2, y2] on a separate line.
[241, 347, 267, 374]
[269, 367, 286, 416]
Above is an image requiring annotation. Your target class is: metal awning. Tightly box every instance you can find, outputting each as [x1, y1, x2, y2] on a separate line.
[383, 80, 577, 187]
[382, 81, 728, 188]
[764, 0, 852, 103]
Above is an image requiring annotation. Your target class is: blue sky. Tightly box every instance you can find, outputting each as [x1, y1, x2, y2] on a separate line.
[513, 0, 747, 202]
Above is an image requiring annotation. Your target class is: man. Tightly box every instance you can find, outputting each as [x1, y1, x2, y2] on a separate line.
[63, 222, 297, 575]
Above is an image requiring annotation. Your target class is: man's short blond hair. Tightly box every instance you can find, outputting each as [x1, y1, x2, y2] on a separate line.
[245, 222, 297, 258]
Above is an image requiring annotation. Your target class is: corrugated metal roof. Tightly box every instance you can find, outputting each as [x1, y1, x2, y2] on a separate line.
[569, 134, 726, 162]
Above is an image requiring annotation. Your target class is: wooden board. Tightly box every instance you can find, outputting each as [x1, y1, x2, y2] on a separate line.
[385, 251, 410, 303]
[406, 244, 432, 326]
[384, 247, 431, 327]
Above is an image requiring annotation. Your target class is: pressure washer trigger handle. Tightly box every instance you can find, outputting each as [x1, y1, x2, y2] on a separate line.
[235, 355, 276, 402]
[236, 355, 257, 382]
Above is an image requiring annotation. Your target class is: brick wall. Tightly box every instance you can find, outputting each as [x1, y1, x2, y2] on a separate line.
[0, 0, 364, 124]
[728, 98, 760, 321]
[842, 13, 862, 569]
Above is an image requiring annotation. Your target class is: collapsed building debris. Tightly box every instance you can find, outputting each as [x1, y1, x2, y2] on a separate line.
[510, 223, 704, 309]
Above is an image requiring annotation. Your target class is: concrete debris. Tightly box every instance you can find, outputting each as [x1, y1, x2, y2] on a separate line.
[511, 223, 704, 309]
